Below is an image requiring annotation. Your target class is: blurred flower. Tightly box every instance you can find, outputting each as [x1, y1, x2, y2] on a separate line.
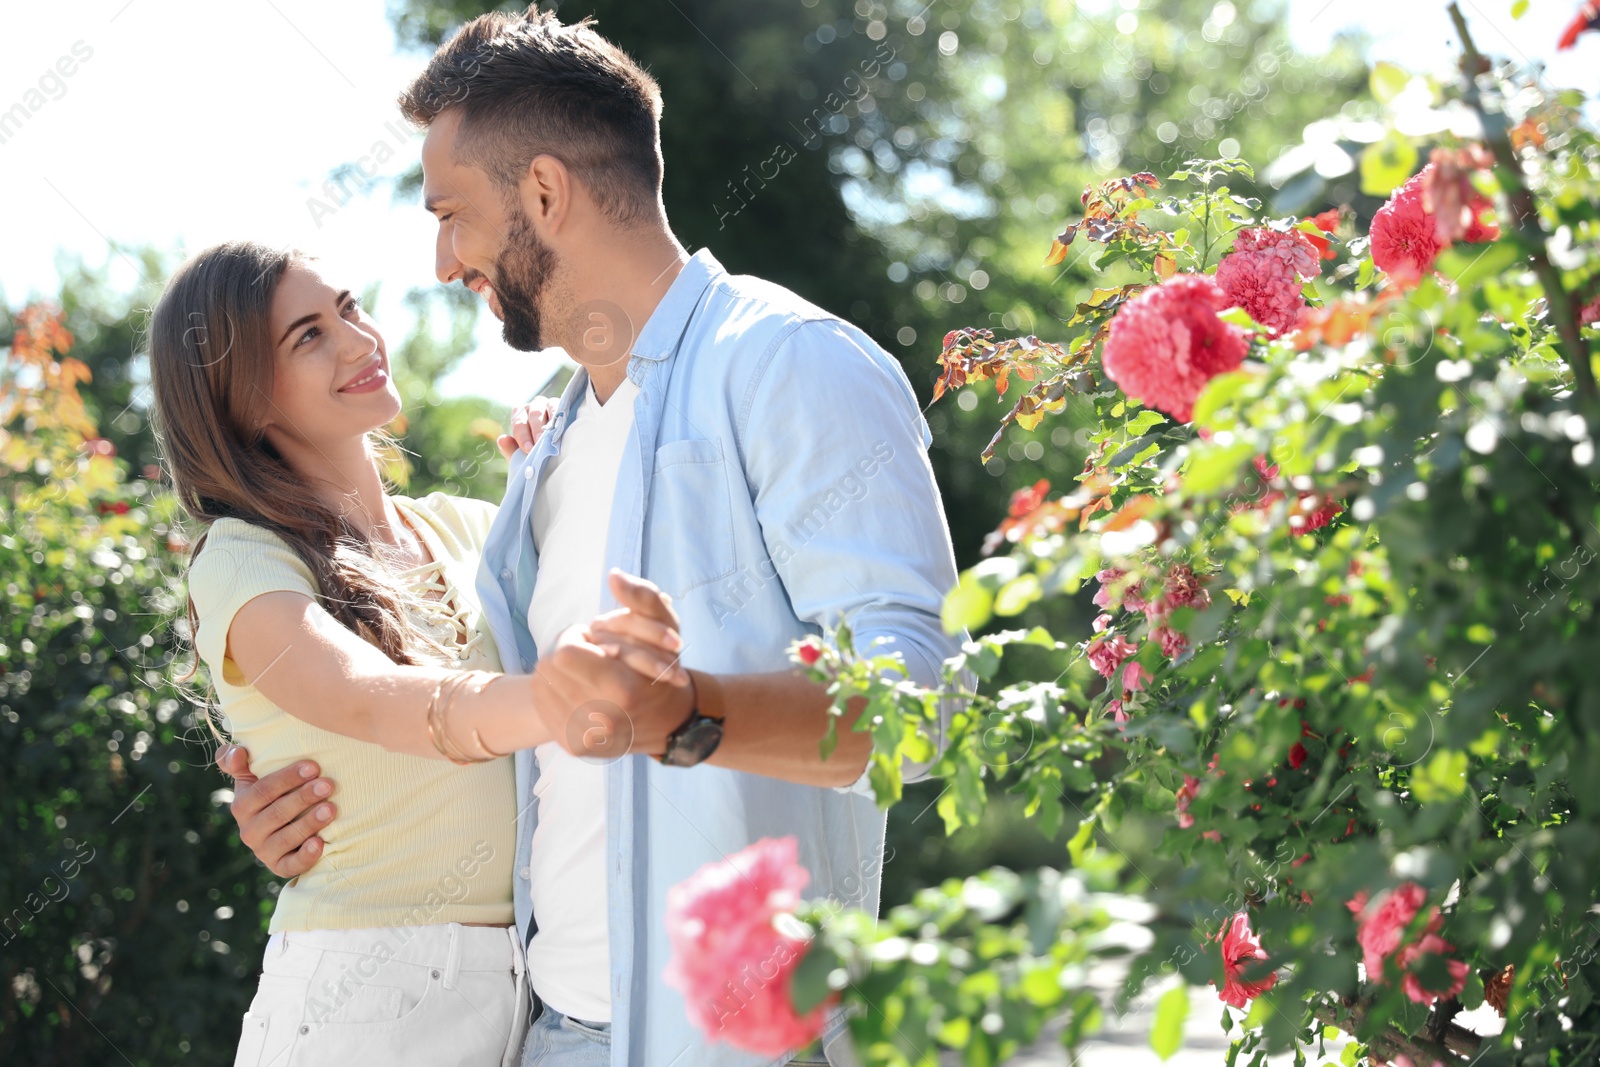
[1397, 932, 1470, 1005]
[1421, 146, 1498, 244]
[1153, 625, 1188, 659]
[1371, 177, 1443, 287]
[1101, 274, 1249, 423]
[1349, 881, 1467, 1003]
[1093, 566, 1148, 613]
[1086, 634, 1138, 679]
[1580, 294, 1600, 327]
[1122, 659, 1150, 694]
[1175, 774, 1200, 829]
[1213, 912, 1278, 1008]
[1558, 1, 1600, 49]
[664, 835, 832, 1055]
[1372, 162, 1497, 286]
[795, 639, 823, 666]
[1146, 563, 1210, 620]
[1304, 209, 1342, 260]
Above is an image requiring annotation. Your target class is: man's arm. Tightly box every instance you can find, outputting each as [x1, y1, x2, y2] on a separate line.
[716, 318, 965, 784]
[583, 320, 966, 786]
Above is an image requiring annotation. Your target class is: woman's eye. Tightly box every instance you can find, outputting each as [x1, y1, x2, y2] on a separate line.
[295, 325, 320, 348]
[343, 297, 361, 316]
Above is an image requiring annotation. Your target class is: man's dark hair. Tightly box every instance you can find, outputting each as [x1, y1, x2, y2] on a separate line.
[399, 7, 664, 224]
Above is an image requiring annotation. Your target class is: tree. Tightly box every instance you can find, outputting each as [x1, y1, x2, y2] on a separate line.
[722, 4, 1600, 1063]
[1, 306, 277, 1066]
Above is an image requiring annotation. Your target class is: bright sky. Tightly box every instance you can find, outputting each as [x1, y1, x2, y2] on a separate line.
[1, 0, 1594, 401]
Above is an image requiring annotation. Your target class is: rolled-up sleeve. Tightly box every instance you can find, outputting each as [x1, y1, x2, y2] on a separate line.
[740, 317, 972, 789]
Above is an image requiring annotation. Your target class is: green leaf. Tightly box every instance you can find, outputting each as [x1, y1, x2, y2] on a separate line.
[1460, 969, 1486, 1011]
[1360, 135, 1418, 197]
[1369, 62, 1409, 103]
[1436, 240, 1520, 291]
[994, 572, 1043, 617]
[818, 714, 839, 762]
[1191, 370, 1256, 426]
[1183, 442, 1256, 495]
[944, 570, 995, 634]
[790, 941, 839, 1015]
[1412, 749, 1469, 803]
[1067, 813, 1097, 866]
[1151, 985, 1189, 1060]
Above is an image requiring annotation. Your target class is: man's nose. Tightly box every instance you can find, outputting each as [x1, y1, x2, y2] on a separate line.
[436, 225, 463, 285]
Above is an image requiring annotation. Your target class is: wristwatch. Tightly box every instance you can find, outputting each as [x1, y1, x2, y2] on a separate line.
[657, 669, 725, 768]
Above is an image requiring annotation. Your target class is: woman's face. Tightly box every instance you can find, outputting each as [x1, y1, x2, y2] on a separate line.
[261, 261, 398, 453]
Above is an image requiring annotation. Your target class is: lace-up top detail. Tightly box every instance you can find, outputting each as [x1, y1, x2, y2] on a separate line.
[399, 556, 487, 665]
[390, 494, 499, 672]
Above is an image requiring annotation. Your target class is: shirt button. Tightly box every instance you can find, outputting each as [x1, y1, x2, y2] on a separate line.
[501, 569, 511, 580]
[523, 465, 534, 480]
[519, 866, 530, 879]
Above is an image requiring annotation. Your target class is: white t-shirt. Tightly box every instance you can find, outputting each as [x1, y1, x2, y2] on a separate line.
[524, 373, 640, 1023]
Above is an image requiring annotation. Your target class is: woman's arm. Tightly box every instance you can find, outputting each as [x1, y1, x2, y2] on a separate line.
[227, 582, 689, 761]
[227, 590, 547, 759]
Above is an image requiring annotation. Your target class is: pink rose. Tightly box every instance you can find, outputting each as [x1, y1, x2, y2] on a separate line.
[1122, 660, 1151, 694]
[1213, 912, 1279, 1008]
[1153, 625, 1188, 659]
[1397, 933, 1471, 1005]
[664, 836, 833, 1055]
[1214, 228, 1323, 338]
[1087, 634, 1139, 679]
[1093, 567, 1148, 613]
[1101, 273, 1250, 423]
[1348, 882, 1468, 1005]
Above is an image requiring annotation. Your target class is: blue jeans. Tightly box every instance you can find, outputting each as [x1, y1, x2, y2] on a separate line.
[519, 994, 611, 1067]
[515, 995, 831, 1066]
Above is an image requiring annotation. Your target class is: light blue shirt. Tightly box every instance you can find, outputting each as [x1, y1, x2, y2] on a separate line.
[475, 249, 966, 1067]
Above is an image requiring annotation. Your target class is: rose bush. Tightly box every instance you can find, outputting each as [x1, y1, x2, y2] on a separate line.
[670, 7, 1600, 1065]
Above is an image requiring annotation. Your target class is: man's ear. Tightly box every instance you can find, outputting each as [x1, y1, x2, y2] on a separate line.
[522, 155, 572, 234]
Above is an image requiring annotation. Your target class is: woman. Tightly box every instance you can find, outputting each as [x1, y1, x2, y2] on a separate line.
[148, 241, 684, 1067]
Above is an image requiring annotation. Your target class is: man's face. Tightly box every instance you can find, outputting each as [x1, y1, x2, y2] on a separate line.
[421, 109, 559, 352]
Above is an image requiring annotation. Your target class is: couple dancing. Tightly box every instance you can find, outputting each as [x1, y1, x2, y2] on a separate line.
[151, 8, 963, 1067]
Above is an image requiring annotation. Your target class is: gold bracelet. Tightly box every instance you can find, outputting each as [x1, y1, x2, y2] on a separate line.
[424, 676, 453, 761]
[428, 672, 482, 765]
[428, 671, 510, 765]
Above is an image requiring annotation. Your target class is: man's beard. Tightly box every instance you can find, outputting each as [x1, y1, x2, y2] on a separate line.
[494, 207, 559, 352]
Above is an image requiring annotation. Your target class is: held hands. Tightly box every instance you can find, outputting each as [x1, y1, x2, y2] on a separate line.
[496, 395, 560, 459]
[217, 570, 692, 876]
[532, 569, 696, 760]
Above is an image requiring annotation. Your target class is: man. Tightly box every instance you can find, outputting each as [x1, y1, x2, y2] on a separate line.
[221, 9, 965, 1065]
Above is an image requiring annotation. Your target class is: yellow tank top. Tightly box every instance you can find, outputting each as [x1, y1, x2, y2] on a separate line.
[186, 493, 515, 933]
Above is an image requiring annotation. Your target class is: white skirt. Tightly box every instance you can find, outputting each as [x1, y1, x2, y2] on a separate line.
[233, 922, 529, 1067]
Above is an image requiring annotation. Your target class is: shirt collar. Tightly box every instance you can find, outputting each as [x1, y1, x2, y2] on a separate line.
[627, 248, 723, 362]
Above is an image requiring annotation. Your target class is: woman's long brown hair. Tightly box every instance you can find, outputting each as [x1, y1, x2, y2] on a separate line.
[149, 240, 444, 669]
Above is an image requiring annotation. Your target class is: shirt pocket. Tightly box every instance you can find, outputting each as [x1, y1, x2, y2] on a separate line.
[644, 438, 737, 598]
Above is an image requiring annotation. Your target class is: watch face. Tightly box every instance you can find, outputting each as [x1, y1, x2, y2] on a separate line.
[663, 717, 724, 767]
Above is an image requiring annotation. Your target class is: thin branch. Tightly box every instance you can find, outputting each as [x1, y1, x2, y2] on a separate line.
[1445, 2, 1597, 407]
[1314, 994, 1483, 1064]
